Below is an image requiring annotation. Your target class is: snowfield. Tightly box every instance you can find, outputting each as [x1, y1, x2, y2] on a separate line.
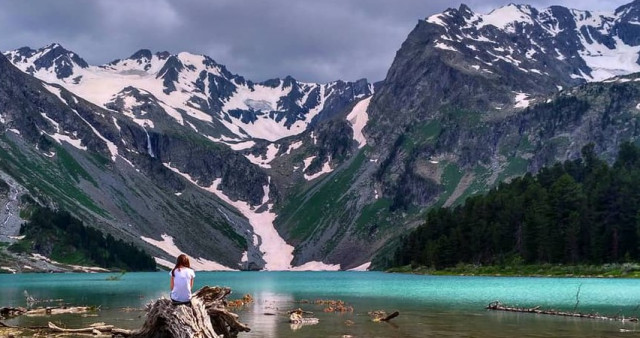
[5, 45, 356, 143]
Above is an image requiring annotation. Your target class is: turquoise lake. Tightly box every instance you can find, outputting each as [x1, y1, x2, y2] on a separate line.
[1, 271, 639, 337]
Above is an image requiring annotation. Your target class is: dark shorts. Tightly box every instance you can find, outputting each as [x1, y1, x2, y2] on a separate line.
[171, 298, 192, 306]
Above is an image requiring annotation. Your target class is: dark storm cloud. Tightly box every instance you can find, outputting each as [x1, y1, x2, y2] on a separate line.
[0, 0, 630, 83]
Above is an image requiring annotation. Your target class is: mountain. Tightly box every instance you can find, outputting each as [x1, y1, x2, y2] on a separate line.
[5, 44, 372, 143]
[368, 1, 640, 146]
[273, 1, 640, 268]
[360, 1, 640, 264]
[2, 1, 640, 271]
[0, 43, 374, 271]
[0, 51, 258, 271]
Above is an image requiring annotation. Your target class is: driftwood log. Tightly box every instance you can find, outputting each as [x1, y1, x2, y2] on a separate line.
[1, 305, 96, 319]
[288, 308, 319, 325]
[118, 286, 250, 338]
[1, 286, 250, 338]
[486, 301, 639, 322]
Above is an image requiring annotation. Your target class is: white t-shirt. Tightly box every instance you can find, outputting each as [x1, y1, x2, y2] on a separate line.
[170, 267, 195, 302]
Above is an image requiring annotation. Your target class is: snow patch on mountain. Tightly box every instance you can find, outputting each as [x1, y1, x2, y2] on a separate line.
[208, 178, 292, 270]
[304, 158, 333, 181]
[226, 140, 256, 151]
[435, 42, 458, 52]
[346, 96, 371, 149]
[161, 162, 340, 270]
[41, 83, 68, 105]
[476, 4, 535, 32]
[43, 83, 120, 160]
[49, 132, 86, 151]
[245, 143, 279, 168]
[223, 84, 288, 112]
[162, 162, 293, 270]
[141, 233, 234, 271]
[348, 262, 371, 271]
[154, 257, 175, 270]
[39, 112, 61, 133]
[219, 79, 316, 140]
[514, 92, 532, 109]
[579, 37, 640, 81]
[291, 261, 341, 271]
[286, 141, 303, 155]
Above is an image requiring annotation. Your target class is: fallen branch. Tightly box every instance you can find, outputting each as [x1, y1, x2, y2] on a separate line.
[381, 311, 400, 321]
[369, 310, 400, 322]
[486, 301, 638, 322]
[288, 308, 319, 325]
[47, 321, 114, 333]
[573, 284, 582, 313]
[25, 306, 96, 316]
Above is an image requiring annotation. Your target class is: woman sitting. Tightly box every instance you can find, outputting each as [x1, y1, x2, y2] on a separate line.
[169, 254, 196, 305]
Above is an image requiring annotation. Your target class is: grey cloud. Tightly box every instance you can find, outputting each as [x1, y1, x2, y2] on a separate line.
[0, 0, 631, 83]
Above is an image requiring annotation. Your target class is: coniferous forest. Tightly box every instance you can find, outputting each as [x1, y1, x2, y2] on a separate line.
[9, 206, 156, 271]
[392, 142, 640, 270]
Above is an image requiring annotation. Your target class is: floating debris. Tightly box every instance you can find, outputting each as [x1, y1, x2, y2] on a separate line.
[369, 310, 400, 322]
[315, 299, 353, 313]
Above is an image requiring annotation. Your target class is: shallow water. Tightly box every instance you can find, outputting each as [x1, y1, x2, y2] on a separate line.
[1, 271, 639, 337]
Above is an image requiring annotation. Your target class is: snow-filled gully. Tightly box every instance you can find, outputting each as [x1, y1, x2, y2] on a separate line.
[160, 163, 340, 271]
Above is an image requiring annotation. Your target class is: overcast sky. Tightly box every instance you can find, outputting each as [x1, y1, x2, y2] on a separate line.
[0, 0, 631, 83]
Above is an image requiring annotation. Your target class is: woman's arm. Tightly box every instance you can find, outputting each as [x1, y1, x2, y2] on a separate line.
[190, 277, 194, 289]
[170, 276, 174, 291]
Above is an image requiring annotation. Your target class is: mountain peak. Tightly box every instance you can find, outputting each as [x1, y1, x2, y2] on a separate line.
[3, 43, 89, 79]
[45, 42, 62, 50]
[458, 4, 473, 16]
[129, 49, 153, 60]
[155, 51, 171, 60]
[38, 43, 89, 69]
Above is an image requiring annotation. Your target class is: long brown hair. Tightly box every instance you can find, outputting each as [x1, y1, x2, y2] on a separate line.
[172, 254, 191, 277]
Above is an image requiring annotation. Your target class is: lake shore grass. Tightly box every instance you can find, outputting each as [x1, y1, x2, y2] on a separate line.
[388, 263, 640, 278]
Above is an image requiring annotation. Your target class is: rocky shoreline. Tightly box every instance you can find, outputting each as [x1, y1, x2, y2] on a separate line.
[0, 251, 111, 274]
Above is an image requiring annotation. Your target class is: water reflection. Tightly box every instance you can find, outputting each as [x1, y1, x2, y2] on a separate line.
[247, 291, 293, 338]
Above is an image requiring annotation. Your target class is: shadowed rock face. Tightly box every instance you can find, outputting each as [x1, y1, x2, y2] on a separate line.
[364, 1, 640, 211]
[367, 1, 640, 148]
[157, 55, 184, 94]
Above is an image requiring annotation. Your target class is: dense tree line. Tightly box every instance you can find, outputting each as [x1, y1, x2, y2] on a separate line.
[393, 142, 640, 269]
[10, 207, 156, 271]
